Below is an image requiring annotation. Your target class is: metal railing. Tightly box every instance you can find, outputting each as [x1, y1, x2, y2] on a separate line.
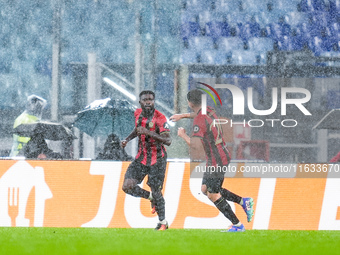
[98, 62, 174, 116]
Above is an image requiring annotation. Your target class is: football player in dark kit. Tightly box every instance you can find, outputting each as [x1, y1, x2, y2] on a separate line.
[121, 90, 171, 231]
[170, 89, 254, 232]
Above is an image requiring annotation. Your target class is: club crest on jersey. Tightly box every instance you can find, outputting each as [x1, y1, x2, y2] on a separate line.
[193, 125, 200, 133]
[164, 122, 170, 129]
[149, 122, 154, 128]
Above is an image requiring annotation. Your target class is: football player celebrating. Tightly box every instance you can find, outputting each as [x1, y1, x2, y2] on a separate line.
[170, 89, 254, 232]
[122, 90, 171, 231]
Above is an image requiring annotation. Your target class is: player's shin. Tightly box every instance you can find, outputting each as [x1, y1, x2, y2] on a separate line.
[214, 196, 239, 225]
[220, 188, 242, 204]
[152, 191, 166, 221]
[124, 186, 150, 199]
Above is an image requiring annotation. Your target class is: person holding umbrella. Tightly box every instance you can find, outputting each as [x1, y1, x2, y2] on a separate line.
[96, 133, 133, 161]
[20, 133, 63, 159]
[10, 95, 47, 157]
[121, 90, 172, 231]
[13, 120, 77, 160]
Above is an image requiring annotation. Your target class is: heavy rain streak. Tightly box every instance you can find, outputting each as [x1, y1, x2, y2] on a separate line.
[0, 0, 339, 163]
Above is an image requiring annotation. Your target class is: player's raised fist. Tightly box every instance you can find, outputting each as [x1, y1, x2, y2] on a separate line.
[177, 127, 186, 138]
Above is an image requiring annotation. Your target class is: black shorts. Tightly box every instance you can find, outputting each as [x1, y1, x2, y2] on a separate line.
[201, 171, 225, 194]
[124, 157, 167, 191]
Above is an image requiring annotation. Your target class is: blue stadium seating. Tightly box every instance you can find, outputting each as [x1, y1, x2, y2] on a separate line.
[286, 11, 307, 27]
[298, 0, 315, 12]
[180, 49, 200, 64]
[200, 50, 217, 64]
[217, 37, 244, 52]
[278, 35, 301, 50]
[1, 0, 340, 110]
[158, 36, 181, 63]
[248, 37, 274, 53]
[188, 36, 215, 54]
[215, 0, 241, 13]
[308, 36, 324, 55]
[314, 0, 327, 11]
[185, 0, 211, 12]
[205, 20, 227, 39]
[181, 15, 202, 40]
[213, 51, 231, 65]
[274, 0, 300, 12]
[329, 0, 340, 21]
[232, 50, 262, 65]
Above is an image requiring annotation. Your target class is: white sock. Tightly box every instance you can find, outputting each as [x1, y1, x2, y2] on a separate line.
[159, 219, 167, 225]
[234, 222, 242, 227]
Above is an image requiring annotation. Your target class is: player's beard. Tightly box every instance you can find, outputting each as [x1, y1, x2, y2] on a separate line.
[142, 106, 154, 117]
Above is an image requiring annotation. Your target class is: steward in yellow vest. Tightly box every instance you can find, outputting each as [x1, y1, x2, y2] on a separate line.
[10, 95, 46, 157]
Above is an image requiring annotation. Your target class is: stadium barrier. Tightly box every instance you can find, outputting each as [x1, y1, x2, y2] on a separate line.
[0, 160, 339, 230]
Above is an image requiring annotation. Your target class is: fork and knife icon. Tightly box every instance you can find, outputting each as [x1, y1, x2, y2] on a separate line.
[8, 187, 19, 227]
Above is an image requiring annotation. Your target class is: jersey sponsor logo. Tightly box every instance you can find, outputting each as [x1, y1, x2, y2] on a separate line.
[149, 122, 154, 128]
[193, 125, 200, 133]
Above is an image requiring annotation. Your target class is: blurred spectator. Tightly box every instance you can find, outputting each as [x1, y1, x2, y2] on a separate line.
[20, 133, 63, 160]
[96, 134, 133, 161]
[61, 137, 74, 159]
[10, 95, 47, 157]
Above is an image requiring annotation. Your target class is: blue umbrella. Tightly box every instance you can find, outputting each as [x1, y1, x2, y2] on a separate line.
[73, 98, 137, 138]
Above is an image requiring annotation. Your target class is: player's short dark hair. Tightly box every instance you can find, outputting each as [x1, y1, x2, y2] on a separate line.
[187, 89, 203, 106]
[139, 90, 155, 99]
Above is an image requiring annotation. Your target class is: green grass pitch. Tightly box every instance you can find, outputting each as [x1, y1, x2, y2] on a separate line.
[0, 227, 339, 255]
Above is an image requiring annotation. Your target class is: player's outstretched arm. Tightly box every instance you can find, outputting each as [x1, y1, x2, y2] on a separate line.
[136, 127, 172, 146]
[121, 128, 138, 148]
[177, 127, 201, 153]
[170, 112, 197, 122]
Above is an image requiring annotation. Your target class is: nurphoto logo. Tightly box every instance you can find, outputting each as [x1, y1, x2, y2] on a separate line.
[199, 83, 312, 128]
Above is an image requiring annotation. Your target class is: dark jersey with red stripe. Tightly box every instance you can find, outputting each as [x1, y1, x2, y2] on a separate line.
[134, 108, 170, 166]
[192, 106, 231, 167]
